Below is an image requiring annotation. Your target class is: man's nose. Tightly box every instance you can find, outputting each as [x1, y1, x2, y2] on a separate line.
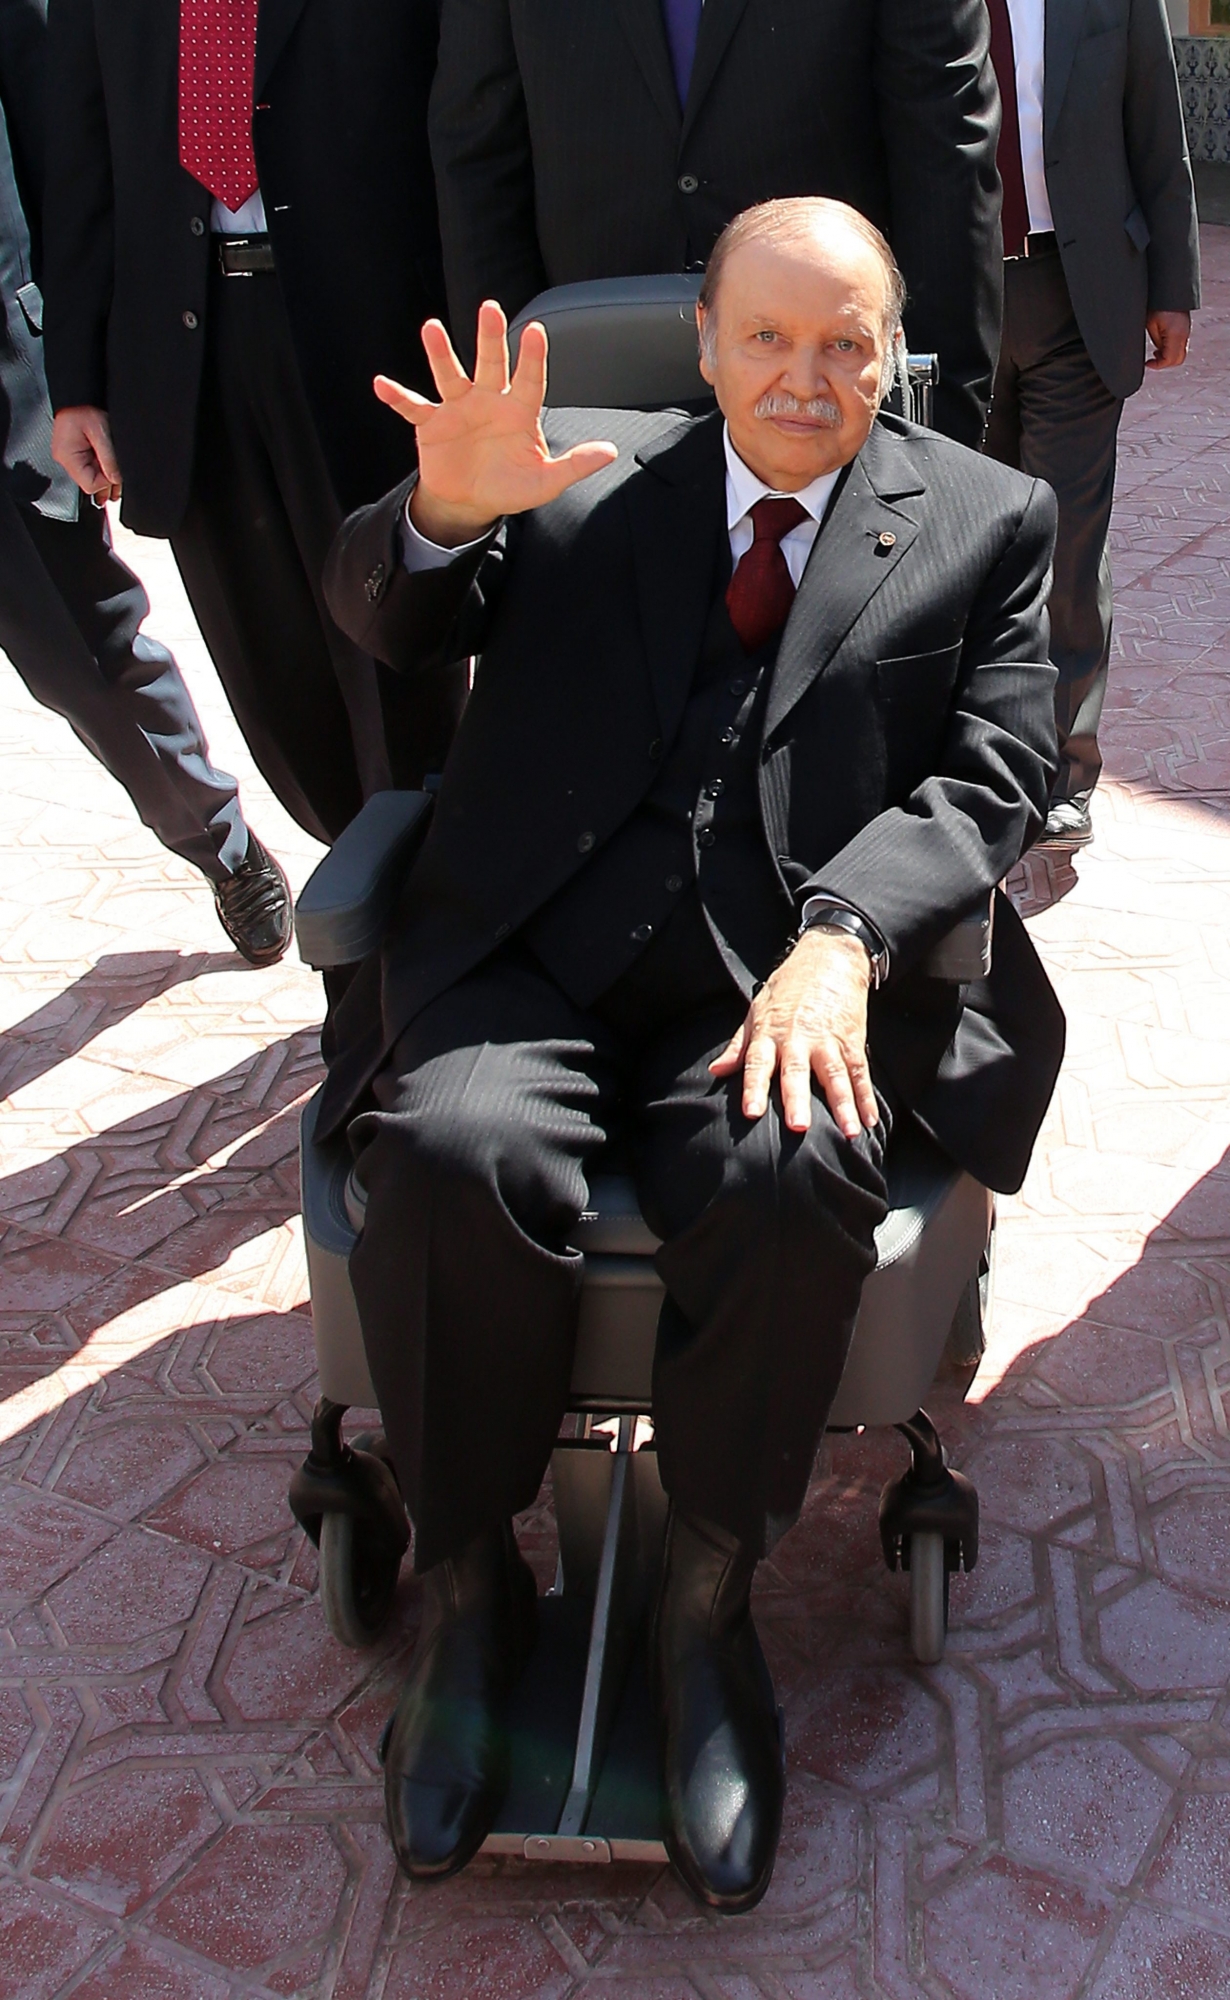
[780, 347, 829, 399]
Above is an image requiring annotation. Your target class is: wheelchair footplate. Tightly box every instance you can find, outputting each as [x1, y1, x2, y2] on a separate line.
[483, 1417, 668, 1864]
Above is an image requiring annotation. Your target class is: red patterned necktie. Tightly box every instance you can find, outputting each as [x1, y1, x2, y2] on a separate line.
[985, 0, 1031, 260]
[178, 0, 261, 212]
[726, 496, 808, 653]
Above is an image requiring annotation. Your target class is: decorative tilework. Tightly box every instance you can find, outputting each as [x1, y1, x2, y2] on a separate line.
[1175, 35, 1230, 163]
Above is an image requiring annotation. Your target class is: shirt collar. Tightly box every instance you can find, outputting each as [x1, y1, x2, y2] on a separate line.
[722, 422, 841, 532]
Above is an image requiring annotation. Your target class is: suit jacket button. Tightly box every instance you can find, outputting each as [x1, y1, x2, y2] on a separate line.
[631, 923, 653, 943]
[577, 831, 596, 853]
[190, 216, 205, 237]
[365, 562, 386, 602]
[665, 874, 683, 893]
[678, 173, 699, 194]
[697, 828, 716, 849]
[182, 310, 199, 329]
[704, 778, 724, 798]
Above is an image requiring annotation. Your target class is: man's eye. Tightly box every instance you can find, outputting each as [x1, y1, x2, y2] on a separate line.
[833, 339, 856, 353]
[754, 330, 778, 344]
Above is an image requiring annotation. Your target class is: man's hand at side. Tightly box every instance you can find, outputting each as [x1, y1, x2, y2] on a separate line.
[710, 929, 877, 1140]
[51, 406, 122, 502]
[1146, 310, 1191, 370]
[373, 300, 618, 546]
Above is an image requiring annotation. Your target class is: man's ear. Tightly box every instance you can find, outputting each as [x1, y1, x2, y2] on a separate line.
[877, 325, 905, 405]
[696, 305, 716, 387]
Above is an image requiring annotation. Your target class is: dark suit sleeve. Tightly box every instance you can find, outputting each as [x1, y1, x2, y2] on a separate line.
[428, 0, 548, 360]
[874, 0, 1002, 448]
[806, 477, 1059, 975]
[325, 476, 503, 672]
[41, 0, 113, 411]
[0, 0, 47, 244]
[1126, 0, 1199, 314]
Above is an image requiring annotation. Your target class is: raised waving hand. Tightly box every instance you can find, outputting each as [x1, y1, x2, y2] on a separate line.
[375, 301, 618, 546]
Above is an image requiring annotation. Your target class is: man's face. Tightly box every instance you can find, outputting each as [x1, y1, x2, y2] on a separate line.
[698, 230, 891, 490]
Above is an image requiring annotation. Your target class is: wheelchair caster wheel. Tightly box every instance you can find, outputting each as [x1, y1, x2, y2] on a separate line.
[318, 1509, 402, 1648]
[908, 1531, 949, 1664]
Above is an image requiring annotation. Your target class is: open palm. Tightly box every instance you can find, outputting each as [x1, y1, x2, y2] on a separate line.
[375, 302, 618, 540]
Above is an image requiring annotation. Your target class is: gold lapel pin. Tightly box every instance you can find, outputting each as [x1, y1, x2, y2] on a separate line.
[876, 530, 897, 549]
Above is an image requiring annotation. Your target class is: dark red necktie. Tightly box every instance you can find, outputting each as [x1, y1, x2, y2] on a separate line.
[985, 0, 1030, 259]
[726, 497, 808, 653]
[179, 0, 261, 212]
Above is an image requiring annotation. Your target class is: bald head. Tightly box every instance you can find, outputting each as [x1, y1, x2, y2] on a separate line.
[700, 198, 905, 362]
[695, 198, 906, 492]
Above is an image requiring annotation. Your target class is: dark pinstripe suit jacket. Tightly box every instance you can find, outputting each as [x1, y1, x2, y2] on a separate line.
[1038, 0, 1199, 401]
[323, 408, 1065, 1192]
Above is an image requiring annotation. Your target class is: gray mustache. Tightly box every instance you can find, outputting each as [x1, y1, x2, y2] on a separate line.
[753, 390, 842, 426]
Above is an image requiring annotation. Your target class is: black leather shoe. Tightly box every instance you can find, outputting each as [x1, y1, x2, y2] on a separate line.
[382, 1521, 537, 1880]
[656, 1512, 783, 1913]
[1037, 798, 1093, 848]
[213, 833, 293, 966]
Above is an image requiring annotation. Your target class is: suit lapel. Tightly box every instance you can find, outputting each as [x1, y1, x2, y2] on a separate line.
[613, 0, 683, 140]
[681, 0, 751, 142]
[624, 411, 728, 744]
[764, 424, 924, 739]
[1043, 0, 1090, 141]
[256, 0, 311, 97]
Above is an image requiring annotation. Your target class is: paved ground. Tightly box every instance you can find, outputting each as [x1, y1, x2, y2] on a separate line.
[5, 234, 1230, 1998]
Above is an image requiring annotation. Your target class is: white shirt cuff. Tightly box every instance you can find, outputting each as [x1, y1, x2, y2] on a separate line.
[401, 494, 491, 573]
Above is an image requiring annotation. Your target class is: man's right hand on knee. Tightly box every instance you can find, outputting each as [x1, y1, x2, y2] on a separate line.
[51, 406, 122, 504]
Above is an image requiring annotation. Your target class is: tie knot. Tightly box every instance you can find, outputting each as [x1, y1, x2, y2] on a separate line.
[748, 496, 808, 547]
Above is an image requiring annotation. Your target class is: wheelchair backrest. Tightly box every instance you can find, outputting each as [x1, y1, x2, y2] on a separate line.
[508, 275, 708, 410]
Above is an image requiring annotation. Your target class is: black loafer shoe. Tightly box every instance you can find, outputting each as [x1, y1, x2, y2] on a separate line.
[1037, 798, 1093, 848]
[383, 1521, 537, 1880]
[656, 1513, 783, 1914]
[214, 832, 293, 966]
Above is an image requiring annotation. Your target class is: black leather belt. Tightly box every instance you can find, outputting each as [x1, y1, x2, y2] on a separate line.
[1005, 230, 1058, 263]
[215, 233, 276, 276]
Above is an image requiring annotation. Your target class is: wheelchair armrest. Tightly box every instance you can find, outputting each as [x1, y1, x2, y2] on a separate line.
[922, 894, 993, 983]
[294, 789, 434, 969]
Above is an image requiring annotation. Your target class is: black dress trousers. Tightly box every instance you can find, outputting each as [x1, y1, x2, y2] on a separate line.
[348, 894, 891, 1572]
[984, 247, 1123, 805]
[170, 261, 391, 847]
[0, 489, 247, 881]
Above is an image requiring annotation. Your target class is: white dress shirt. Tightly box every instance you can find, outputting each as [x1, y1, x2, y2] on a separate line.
[402, 424, 841, 577]
[212, 190, 269, 234]
[1004, 0, 1054, 234]
[723, 424, 839, 583]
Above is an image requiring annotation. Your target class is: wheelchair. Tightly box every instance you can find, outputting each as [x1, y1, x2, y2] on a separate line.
[289, 277, 991, 1867]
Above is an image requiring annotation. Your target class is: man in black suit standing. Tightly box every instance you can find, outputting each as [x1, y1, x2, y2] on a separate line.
[428, 0, 1001, 446]
[0, 0, 290, 964]
[43, 0, 462, 854]
[983, 0, 1198, 844]
[323, 199, 1064, 1909]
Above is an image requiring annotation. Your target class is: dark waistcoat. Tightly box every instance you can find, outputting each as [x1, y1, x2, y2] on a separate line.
[524, 544, 795, 1006]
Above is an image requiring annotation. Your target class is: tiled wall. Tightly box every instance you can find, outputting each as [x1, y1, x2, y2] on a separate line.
[1175, 35, 1230, 162]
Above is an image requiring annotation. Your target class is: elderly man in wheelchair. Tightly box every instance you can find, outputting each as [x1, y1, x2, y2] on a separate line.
[292, 197, 1064, 1913]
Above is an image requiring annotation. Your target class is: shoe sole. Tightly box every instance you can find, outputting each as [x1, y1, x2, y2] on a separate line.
[1035, 827, 1093, 851]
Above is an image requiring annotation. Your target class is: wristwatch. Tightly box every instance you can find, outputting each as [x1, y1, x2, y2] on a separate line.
[797, 897, 890, 989]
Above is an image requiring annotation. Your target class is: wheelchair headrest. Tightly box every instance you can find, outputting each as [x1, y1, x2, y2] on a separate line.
[508, 275, 709, 410]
